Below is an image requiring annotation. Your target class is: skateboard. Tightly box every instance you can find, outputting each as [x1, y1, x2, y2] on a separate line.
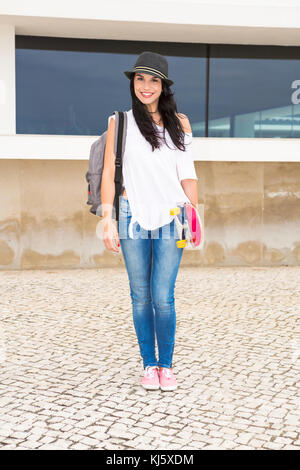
[170, 202, 203, 249]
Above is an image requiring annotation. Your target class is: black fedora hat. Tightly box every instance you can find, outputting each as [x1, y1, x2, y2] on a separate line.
[124, 51, 174, 86]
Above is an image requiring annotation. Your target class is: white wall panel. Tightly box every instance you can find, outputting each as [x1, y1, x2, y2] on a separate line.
[0, 25, 15, 135]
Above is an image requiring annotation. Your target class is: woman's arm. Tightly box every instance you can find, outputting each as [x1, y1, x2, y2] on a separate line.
[101, 116, 117, 220]
[176, 113, 199, 208]
[180, 179, 198, 208]
[100, 115, 120, 252]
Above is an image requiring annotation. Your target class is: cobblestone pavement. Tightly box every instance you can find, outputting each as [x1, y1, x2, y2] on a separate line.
[0, 266, 299, 450]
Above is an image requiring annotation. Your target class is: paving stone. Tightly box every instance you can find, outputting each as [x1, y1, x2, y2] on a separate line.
[69, 443, 90, 450]
[282, 445, 300, 449]
[218, 440, 238, 449]
[235, 445, 257, 450]
[234, 432, 255, 445]
[38, 436, 57, 445]
[273, 436, 294, 445]
[248, 438, 266, 448]
[0, 266, 299, 451]
[80, 436, 101, 447]
[262, 441, 285, 450]
[18, 440, 42, 449]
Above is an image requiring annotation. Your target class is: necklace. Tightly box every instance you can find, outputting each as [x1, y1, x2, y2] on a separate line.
[147, 109, 162, 125]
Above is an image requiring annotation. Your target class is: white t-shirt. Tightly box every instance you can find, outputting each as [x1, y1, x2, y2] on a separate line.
[108, 108, 198, 238]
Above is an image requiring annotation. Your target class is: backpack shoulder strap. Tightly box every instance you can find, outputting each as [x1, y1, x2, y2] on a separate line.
[113, 111, 127, 222]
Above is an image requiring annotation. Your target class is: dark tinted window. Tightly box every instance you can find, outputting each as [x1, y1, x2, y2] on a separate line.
[208, 45, 300, 138]
[15, 37, 207, 136]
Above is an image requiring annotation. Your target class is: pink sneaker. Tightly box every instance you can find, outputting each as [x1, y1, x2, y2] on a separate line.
[141, 366, 160, 390]
[159, 367, 178, 391]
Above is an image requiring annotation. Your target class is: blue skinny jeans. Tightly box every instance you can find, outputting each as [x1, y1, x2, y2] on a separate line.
[117, 195, 184, 369]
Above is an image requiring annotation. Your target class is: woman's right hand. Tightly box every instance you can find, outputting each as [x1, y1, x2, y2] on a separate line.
[102, 217, 120, 253]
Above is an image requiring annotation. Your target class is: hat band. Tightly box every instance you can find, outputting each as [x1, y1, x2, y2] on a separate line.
[133, 66, 168, 81]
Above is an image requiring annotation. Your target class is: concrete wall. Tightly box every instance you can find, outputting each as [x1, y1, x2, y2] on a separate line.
[2, 0, 300, 46]
[1, 159, 299, 269]
[0, 25, 15, 135]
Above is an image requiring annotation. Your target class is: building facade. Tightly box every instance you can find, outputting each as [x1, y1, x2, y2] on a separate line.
[0, 0, 300, 269]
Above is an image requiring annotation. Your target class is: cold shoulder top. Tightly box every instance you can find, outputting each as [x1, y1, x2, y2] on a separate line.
[108, 108, 198, 238]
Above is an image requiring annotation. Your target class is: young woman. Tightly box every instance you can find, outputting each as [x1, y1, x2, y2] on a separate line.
[101, 51, 198, 391]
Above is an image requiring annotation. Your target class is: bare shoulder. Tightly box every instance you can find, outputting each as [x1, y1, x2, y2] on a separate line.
[176, 112, 192, 133]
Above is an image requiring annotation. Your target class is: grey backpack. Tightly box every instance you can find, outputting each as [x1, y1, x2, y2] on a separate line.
[85, 111, 127, 222]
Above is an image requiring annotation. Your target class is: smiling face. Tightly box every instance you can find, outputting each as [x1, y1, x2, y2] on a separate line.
[133, 72, 162, 107]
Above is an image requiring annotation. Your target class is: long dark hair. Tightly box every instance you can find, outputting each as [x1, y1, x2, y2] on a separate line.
[129, 74, 187, 152]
